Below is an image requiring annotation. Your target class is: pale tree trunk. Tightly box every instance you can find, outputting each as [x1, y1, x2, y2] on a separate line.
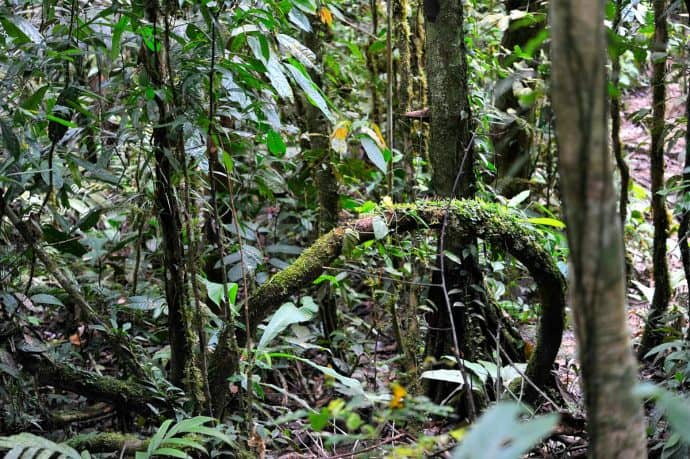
[550, 0, 646, 456]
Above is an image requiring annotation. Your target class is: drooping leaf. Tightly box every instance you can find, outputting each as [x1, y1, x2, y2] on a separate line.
[285, 61, 335, 123]
[359, 136, 387, 174]
[248, 36, 294, 101]
[277, 34, 316, 69]
[258, 299, 318, 349]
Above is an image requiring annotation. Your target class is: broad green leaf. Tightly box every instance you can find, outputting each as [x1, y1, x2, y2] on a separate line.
[285, 61, 335, 123]
[248, 37, 293, 101]
[526, 217, 565, 229]
[0, 15, 43, 44]
[203, 279, 239, 307]
[266, 130, 286, 157]
[359, 136, 387, 174]
[635, 383, 690, 442]
[258, 301, 318, 349]
[45, 113, 77, 129]
[21, 85, 49, 110]
[0, 434, 82, 459]
[308, 408, 330, 431]
[149, 447, 188, 458]
[166, 416, 214, 437]
[31, 293, 64, 306]
[421, 369, 465, 384]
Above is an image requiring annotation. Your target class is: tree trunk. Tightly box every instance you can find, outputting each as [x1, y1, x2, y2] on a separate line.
[423, 0, 522, 411]
[680, 0, 690, 341]
[140, 1, 199, 400]
[639, 0, 670, 358]
[550, 0, 646, 455]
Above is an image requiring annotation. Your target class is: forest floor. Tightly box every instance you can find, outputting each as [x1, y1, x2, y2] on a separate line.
[556, 78, 689, 397]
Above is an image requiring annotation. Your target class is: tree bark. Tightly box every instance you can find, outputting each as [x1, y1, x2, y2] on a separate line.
[681, 0, 690, 341]
[550, 0, 646, 455]
[639, 0, 670, 358]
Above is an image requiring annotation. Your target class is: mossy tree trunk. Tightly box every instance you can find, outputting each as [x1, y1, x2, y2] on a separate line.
[639, 0, 670, 358]
[550, 0, 646, 455]
[423, 0, 521, 411]
[140, 0, 203, 409]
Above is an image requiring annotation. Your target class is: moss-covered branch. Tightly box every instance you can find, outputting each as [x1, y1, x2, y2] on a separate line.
[18, 353, 171, 413]
[66, 432, 147, 454]
[210, 199, 565, 410]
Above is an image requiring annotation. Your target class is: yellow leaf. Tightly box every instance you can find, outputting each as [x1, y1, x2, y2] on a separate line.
[389, 382, 407, 409]
[332, 126, 348, 140]
[372, 123, 387, 148]
[382, 196, 394, 209]
[319, 7, 333, 26]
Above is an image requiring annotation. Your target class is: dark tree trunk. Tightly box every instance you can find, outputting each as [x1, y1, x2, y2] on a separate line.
[140, 1, 195, 392]
[680, 0, 690, 341]
[639, 0, 670, 358]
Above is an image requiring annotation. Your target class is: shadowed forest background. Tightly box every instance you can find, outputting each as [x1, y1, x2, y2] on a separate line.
[1, 0, 690, 457]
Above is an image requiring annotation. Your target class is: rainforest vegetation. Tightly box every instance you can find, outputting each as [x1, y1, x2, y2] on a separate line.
[1, 0, 690, 457]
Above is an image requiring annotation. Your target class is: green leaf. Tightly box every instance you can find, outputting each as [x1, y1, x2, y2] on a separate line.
[359, 136, 387, 174]
[285, 61, 335, 123]
[45, 114, 78, 129]
[258, 301, 318, 349]
[266, 130, 286, 157]
[20, 85, 48, 111]
[0, 15, 43, 44]
[111, 16, 130, 61]
[31, 293, 64, 306]
[308, 408, 330, 431]
[526, 217, 565, 229]
[203, 279, 239, 307]
[0, 434, 82, 459]
[149, 447, 189, 458]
